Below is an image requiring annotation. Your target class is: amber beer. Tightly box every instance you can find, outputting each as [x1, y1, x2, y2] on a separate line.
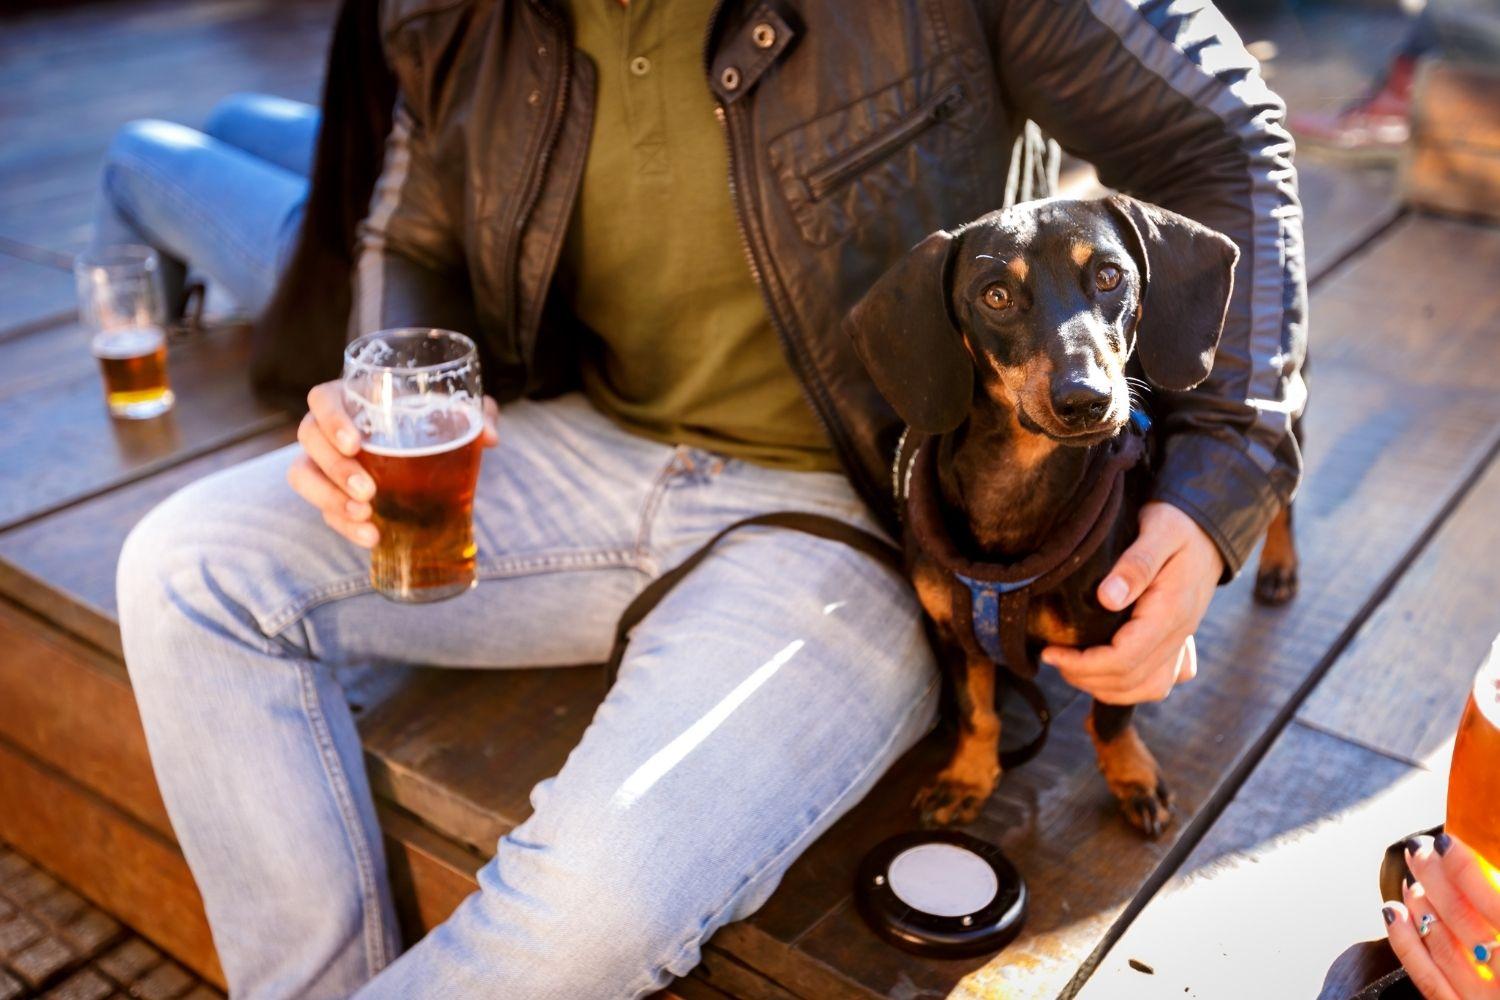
[1447, 635, 1500, 869]
[92, 326, 173, 418]
[358, 415, 483, 601]
[344, 328, 484, 603]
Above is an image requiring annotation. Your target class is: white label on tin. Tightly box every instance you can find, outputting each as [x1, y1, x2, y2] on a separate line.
[887, 844, 999, 918]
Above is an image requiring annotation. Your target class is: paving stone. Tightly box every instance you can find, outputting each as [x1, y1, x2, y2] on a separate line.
[6, 866, 60, 906]
[0, 850, 28, 881]
[45, 968, 115, 1000]
[35, 886, 88, 929]
[0, 969, 24, 1000]
[127, 961, 193, 1000]
[62, 909, 124, 956]
[12, 933, 78, 987]
[97, 939, 161, 986]
[177, 987, 222, 1000]
[0, 912, 43, 958]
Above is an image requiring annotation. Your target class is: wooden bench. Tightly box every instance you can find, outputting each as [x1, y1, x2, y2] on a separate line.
[5, 187, 1500, 997]
[8, 2, 1500, 993]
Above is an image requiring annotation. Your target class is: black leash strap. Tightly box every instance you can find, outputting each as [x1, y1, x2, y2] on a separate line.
[603, 511, 903, 687]
[602, 510, 1055, 769]
[1000, 675, 1051, 770]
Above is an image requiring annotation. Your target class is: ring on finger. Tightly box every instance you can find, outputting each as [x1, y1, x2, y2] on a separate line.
[1417, 912, 1438, 938]
[1472, 937, 1498, 964]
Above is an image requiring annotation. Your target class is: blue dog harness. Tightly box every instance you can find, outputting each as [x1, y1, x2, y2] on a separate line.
[897, 411, 1150, 674]
[894, 413, 1150, 765]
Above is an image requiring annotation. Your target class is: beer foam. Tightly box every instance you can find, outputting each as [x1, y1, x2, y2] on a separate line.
[347, 389, 481, 453]
[361, 418, 482, 457]
[91, 326, 165, 359]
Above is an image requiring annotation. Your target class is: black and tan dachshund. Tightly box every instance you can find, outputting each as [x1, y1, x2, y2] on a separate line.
[846, 195, 1299, 835]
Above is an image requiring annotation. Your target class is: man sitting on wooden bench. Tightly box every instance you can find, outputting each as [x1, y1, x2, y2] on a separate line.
[107, 0, 1306, 996]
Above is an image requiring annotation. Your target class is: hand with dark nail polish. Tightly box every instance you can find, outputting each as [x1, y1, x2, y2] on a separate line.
[1383, 831, 1500, 1000]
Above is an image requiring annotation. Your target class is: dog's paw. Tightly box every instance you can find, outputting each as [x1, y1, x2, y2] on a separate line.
[1254, 560, 1299, 606]
[1117, 778, 1174, 839]
[913, 773, 994, 827]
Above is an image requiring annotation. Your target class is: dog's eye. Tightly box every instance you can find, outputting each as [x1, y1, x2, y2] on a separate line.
[1095, 265, 1122, 292]
[982, 284, 1012, 310]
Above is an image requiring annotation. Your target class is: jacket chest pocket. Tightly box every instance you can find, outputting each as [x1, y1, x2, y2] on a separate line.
[767, 58, 986, 248]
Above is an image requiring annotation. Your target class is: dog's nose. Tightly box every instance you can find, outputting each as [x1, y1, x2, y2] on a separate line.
[1051, 379, 1112, 428]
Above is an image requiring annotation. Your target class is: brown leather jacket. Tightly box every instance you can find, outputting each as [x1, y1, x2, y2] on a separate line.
[352, 0, 1306, 575]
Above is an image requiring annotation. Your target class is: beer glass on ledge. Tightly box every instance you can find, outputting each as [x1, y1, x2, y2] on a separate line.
[74, 246, 174, 419]
[343, 329, 484, 603]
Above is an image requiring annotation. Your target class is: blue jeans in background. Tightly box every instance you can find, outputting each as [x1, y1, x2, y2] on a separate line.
[118, 393, 940, 998]
[93, 93, 318, 316]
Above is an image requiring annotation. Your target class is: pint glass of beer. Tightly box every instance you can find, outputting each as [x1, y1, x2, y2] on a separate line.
[343, 329, 484, 603]
[1447, 633, 1500, 870]
[74, 246, 174, 419]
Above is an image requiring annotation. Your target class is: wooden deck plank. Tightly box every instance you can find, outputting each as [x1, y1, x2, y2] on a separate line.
[1077, 723, 1443, 1000]
[0, 322, 288, 533]
[0, 600, 170, 836]
[0, 251, 73, 337]
[1300, 450, 1500, 766]
[737, 215, 1500, 998]
[0, 425, 295, 656]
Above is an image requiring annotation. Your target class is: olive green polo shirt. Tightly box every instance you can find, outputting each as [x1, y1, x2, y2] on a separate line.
[559, 0, 837, 471]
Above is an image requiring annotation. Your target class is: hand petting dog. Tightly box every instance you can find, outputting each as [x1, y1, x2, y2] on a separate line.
[1044, 500, 1222, 705]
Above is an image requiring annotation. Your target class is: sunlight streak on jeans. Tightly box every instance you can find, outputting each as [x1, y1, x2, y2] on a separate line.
[611, 639, 806, 808]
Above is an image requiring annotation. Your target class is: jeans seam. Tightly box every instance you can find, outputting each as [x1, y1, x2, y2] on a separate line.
[106, 150, 278, 289]
[633, 453, 682, 569]
[293, 662, 392, 978]
[477, 548, 644, 578]
[256, 549, 646, 638]
[631, 671, 942, 996]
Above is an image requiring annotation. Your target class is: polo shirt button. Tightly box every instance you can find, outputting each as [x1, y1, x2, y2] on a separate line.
[751, 22, 776, 48]
[630, 55, 651, 76]
[720, 65, 741, 90]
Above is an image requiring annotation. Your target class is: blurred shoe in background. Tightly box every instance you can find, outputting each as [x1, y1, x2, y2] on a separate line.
[1291, 54, 1416, 158]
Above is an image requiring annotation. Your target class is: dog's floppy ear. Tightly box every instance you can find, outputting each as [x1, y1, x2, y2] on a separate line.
[1105, 194, 1239, 392]
[844, 229, 971, 434]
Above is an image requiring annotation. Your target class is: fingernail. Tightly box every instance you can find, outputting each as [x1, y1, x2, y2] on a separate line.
[345, 500, 367, 519]
[1101, 576, 1129, 607]
[1404, 837, 1425, 858]
[1403, 875, 1413, 891]
[1382, 906, 1396, 926]
[358, 525, 378, 547]
[348, 473, 375, 500]
[1434, 832, 1452, 856]
[336, 430, 359, 454]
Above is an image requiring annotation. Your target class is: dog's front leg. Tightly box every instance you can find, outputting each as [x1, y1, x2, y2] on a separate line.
[915, 646, 1001, 827]
[1087, 700, 1173, 837]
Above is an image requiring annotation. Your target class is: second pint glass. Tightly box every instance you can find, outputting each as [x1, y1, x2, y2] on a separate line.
[74, 246, 174, 419]
[343, 329, 484, 603]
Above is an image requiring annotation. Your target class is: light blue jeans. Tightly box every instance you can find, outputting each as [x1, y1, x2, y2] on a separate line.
[118, 393, 940, 998]
[93, 93, 317, 315]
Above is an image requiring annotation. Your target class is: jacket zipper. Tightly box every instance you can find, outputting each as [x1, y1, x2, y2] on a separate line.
[713, 100, 874, 501]
[702, 4, 875, 505]
[805, 84, 963, 201]
[508, 0, 573, 339]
